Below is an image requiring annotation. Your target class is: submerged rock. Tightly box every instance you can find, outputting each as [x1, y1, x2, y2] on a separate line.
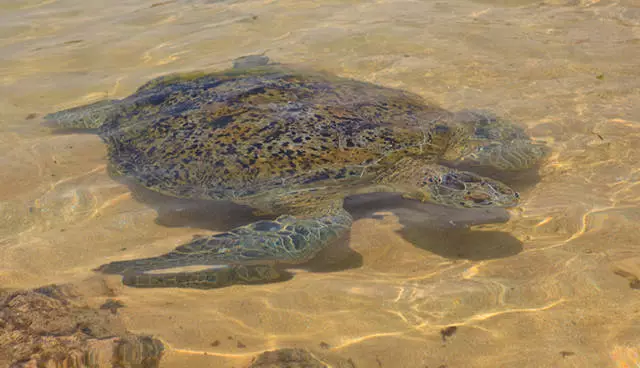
[248, 347, 356, 368]
[0, 284, 163, 368]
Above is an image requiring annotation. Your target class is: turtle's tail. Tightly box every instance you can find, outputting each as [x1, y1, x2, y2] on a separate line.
[43, 99, 119, 130]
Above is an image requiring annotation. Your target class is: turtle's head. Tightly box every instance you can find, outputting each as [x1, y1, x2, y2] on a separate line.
[419, 167, 520, 208]
[43, 99, 118, 131]
[446, 109, 550, 170]
[457, 140, 550, 170]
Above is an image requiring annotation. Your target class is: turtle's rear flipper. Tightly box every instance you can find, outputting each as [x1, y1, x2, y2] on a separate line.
[232, 54, 271, 69]
[44, 99, 118, 130]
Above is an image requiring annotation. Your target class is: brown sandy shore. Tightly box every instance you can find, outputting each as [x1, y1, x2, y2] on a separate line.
[0, 281, 359, 367]
[1, 281, 364, 367]
[1, 0, 640, 366]
[0, 283, 164, 368]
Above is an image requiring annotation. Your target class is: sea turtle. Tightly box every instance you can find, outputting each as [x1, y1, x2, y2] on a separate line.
[44, 55, 547, 289]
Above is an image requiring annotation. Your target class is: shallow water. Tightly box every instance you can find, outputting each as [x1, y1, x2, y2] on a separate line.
[1, 0, 639, 366]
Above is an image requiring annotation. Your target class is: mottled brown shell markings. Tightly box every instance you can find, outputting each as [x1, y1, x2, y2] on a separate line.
[96, 66, 457, 200]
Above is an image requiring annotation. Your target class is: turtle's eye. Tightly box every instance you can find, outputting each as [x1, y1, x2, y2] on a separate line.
[440, 175, 465, 190]
[433, 124, 450, 134]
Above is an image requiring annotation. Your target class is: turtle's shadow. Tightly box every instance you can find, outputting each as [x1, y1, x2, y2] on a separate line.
[344, 193, 523, 260]
[120, 177, 523, 274]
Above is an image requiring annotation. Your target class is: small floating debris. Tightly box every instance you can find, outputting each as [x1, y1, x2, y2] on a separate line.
[440, 326, 458, 342]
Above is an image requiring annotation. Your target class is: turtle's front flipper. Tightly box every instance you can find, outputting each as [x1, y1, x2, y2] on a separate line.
[44, 99, 119, 130]
[96, 200, 352, 288]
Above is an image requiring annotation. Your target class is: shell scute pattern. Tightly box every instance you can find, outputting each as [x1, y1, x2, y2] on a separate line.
[100, 68, 448, 200]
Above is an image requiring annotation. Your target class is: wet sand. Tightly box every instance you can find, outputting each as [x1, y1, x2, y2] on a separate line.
[1, 0, 639, 366]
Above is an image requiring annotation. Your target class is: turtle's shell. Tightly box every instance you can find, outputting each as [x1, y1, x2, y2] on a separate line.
[99, 65, 458, 200]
